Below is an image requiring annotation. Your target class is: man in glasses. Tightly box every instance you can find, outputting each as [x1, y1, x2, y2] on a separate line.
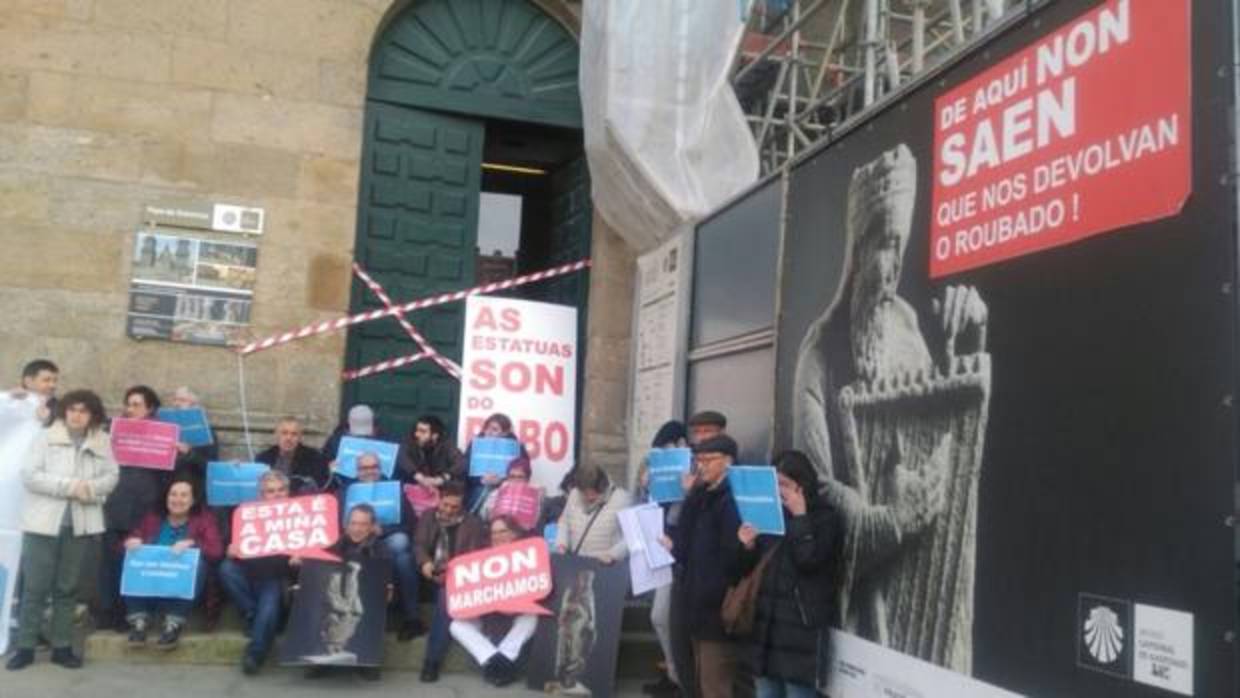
[448, 516, 540, 686]
[218, 470, 295, 676]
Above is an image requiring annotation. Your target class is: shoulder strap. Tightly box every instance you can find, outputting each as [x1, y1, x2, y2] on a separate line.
[571, 494, 609, 556]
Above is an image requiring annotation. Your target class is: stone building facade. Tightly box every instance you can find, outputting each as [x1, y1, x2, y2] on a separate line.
[0, 0, 635, 477]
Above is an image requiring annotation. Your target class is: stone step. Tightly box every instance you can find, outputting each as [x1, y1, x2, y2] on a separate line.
[84, 626, 662, 677]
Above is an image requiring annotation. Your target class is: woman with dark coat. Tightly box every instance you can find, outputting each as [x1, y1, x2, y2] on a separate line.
[99, 385, 170, 630]
[736, 450, 839, 698]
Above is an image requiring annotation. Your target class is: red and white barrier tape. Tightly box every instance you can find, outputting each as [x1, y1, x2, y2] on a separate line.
[341, 351, 431, 381]
[351, 263, 462, 379]
[239, 258, 590, 356]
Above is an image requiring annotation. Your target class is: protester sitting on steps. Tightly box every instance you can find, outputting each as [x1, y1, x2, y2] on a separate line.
[122, 477, 223, 651]
[449, 515, 540, 687]
[338, 450, 425, 641]
[414, 480, 488, 683]
[100, 385, 170, 632]
[8, 389, 117, 671]
[167, 386, 220, 490]
[398, 414, 466, 487]
[462, 412, 530, 512]
[304, 503, 392, 682]
[477, 456, 541, 525]
[321, 404, 388, 464]
[255, 416, 330, 494]
[218, 469, 296, 676]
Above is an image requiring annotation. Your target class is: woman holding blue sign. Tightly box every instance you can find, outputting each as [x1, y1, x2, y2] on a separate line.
[8, 390, 117, 671]
[463, 413, 529, 512]
[734, 450, 839, 698]
[122, 478, 223, 650]
[99, 385, 171, 631]
[167, 387, 219, 488]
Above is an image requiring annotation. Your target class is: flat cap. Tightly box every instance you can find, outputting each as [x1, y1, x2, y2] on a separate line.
[687, 410, 727, 428]
[693, 434, 738, 460]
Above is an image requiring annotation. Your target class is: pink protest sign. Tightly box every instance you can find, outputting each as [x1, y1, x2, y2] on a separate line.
[445, 538, 553, 620]
[231, 494, 340, 562]
[110, 418, 179, 470]
[403, 483, 440, 516]
[490, 483, 542, 531]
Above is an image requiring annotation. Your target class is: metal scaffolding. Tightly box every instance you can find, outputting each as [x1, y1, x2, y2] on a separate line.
[733, 0, 1033, 174]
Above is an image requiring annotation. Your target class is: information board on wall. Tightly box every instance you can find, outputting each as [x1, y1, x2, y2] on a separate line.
[627, 231, 690, 473]
[126, 200, 264, 347]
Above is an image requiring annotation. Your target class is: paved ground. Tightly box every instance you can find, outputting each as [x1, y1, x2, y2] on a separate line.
[0, 662, 647, 698]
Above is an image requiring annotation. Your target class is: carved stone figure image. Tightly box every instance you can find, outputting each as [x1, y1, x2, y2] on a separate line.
[548, 568, 596, 695]
[306, 561, 365, 664]
[792, 143, 992, 674]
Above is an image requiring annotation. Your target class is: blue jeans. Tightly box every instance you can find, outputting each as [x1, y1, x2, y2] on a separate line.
[425, 586, 452, 665]
[381, 532, 420, 621]
[218, 558, 283, 660]
[755, 676, 819, 698]
[123, 564, 206, 626]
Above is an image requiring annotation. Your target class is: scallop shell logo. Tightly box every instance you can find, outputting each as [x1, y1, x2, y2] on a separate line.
[1083, 605, 1124, 664]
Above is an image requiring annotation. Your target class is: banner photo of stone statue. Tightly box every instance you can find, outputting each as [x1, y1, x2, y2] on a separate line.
[279, 558, 390, 667]
[525, 554, 628, 697]
[772, 1, 1235, 696]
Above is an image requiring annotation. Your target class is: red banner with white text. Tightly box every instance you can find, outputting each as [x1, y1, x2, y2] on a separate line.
[929, 0, 1190, 278]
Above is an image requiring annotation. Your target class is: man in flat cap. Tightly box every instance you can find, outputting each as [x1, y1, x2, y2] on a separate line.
[669, 434, 742, 698]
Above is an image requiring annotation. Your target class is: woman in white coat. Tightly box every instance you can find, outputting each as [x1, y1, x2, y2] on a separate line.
[7, 390, 118, 671]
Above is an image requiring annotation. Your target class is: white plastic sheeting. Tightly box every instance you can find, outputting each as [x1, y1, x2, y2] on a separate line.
[580, 1, 760, 252]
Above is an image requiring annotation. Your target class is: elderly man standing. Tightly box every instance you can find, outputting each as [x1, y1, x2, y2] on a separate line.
[219, 470, 296, 676]
[341, 451, 423, 640]
[256, 417, 330, 493]
[671, 434, 743, 698]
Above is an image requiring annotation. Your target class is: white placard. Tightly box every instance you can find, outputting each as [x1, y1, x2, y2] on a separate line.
[616, 505, 672, 595]
[458, 296, 577, 491]
[1133, 604, 1194, 696]
[825, 630, 1024, 698]
[0, 530, 21, 655]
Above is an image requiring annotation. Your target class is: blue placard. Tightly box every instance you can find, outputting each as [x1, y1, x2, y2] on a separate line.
[344, 481, 402, 526]
[727, 466, 785, 536]
[206, 461, 268, 506]
[648, 448, 692, 503]
[120, 545, 201, 600]
[157, 407, 213, 447]
[336, 436, 400, 479]
[543, 522, 558, 548]
[469, 437, 521, 477]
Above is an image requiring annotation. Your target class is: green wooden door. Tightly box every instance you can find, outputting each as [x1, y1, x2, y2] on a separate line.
[342, 102, 483, 439]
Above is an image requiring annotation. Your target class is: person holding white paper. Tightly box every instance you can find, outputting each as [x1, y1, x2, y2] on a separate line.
[735, 450, 840, 698]
[8, 390, 117, 671]
[122, 478, 222, 650]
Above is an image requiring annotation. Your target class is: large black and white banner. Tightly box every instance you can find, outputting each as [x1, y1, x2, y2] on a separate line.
[773, 1, 1237, 696]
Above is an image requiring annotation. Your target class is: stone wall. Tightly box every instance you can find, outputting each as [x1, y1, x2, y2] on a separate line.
[0, 0, 633, 472]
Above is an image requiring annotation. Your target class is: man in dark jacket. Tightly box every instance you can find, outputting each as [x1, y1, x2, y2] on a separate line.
[219, 470, 297, 676]
[338, 451, 424, 641]
[672, 434, 743, 698]
[256, 416, 330, 493]
[413, 481, 487, 683]
[399, 414, 466, 486]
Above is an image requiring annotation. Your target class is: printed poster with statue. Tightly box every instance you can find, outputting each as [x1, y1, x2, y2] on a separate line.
[772, 1, 1234, 696]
